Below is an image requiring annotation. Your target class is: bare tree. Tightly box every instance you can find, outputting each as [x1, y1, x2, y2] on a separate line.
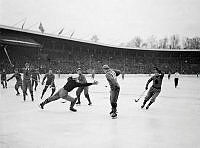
[146, 35, 157, 48]
[169, 34, 180, 49]
[158, 37, 168, 49]
[126, 36, 143, 48]
[183, 37, 200, 49]
[91, 35, 99, 42]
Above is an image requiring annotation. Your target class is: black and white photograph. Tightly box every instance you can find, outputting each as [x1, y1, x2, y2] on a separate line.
[0, 0, 200, 147]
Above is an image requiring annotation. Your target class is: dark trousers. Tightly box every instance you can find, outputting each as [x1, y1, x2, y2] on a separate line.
[76, 86, 91, 103]
[1, 80, 7, 88]
[174, 78, 179, 88]
[32, 79, 38, 89]
[110, 87, 120, 111]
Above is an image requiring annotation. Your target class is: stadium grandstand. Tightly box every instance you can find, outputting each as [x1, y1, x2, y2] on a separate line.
[1, 25, 200, 74]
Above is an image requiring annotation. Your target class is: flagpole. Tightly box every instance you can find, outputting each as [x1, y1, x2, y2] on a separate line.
[12, 18, 26, 27]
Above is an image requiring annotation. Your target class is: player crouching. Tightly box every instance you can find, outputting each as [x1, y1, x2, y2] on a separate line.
[39, 76, 98, 112]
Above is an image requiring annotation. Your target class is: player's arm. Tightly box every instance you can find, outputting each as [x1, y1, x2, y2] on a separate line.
[42, 74, 47, 85]
[7, 74, 15, 81]
[75, 81, 98, 87]
[158, 69, 164, 78]
[114, 69, 121, 76]
[106, 73, 118, 86]
[145, 77, 153, 90]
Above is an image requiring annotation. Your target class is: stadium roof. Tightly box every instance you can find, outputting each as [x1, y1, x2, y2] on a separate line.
[0, 24, 200, 52]
[0, 34, 41, 48]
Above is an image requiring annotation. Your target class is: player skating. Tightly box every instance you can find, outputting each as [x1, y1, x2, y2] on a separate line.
[174, 71, 180, 88]
[76, 68, 92, 105]
[141, 67, 164, 110]
[102, 65, 121, 119]
[22, 63, 34, 101]
[39, 76, 98, 112]
[7, 68, 23, 95]
[1, 69, 7, 88]
[41, 69, 56, 99]
[31, 68, 40, 91]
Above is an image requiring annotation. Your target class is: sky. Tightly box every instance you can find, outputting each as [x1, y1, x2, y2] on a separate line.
[1, 0, 200, 45]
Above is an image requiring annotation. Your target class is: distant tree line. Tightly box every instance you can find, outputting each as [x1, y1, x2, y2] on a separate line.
[119, 35, 200, 49]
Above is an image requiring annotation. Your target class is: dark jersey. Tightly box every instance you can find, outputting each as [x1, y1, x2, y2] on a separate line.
[147, 73, 164, 89]
[78, 74, 87, 83]
[23, 68, 32, 81]
[1, 72, 6, 80]
[63, 79, 93, 92]
[7, 73, 22, 83]
[105, 69, 121, 90]
[42, 73, 55, 84]
[32, 70, 40, 80]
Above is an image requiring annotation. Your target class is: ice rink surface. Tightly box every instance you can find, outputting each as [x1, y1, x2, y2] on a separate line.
[0, 74, 200, 148]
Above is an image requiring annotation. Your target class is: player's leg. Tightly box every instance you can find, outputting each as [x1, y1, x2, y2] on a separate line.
[22, 81, 28, 101]
[84, 87, 92, 105]
[176, 78, 179, 87]
[110, 87, 120, 118]
[141, 88, 153, 108]
[39, 89, 61, 109]
[31, 79, 34, 87]
[76, 87, 84, 104]
[41, 85, 49, 99]
[1, 80, 5, 88]
[19, 82, 23, 93]
[174, 78, 178, 88]
[35, 80, 38, 91]
[61, 90, 77, 112]
[15, 83, 20, 95]
[4, 80, 7, 88]
[27, 80, 34, 101]
[50, 83, 56, 96]
[146, 90, 160, 109]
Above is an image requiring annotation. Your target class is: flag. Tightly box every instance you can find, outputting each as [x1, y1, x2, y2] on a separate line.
[58, 28, 64, 35]
[39, 22, 44, 33]
[70, 31, 75, 38]
[22, 22, 25, 29]
[21, 18, 26, 29]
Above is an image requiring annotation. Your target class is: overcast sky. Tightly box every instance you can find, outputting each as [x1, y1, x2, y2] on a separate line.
[1, 0, 200, 45]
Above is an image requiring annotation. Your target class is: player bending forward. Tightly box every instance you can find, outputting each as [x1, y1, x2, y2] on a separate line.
[39, 76, 98, 112]
[141, 67, 164, 110]
[102, 65, 121, 119]
[7, 68, 23, 95]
